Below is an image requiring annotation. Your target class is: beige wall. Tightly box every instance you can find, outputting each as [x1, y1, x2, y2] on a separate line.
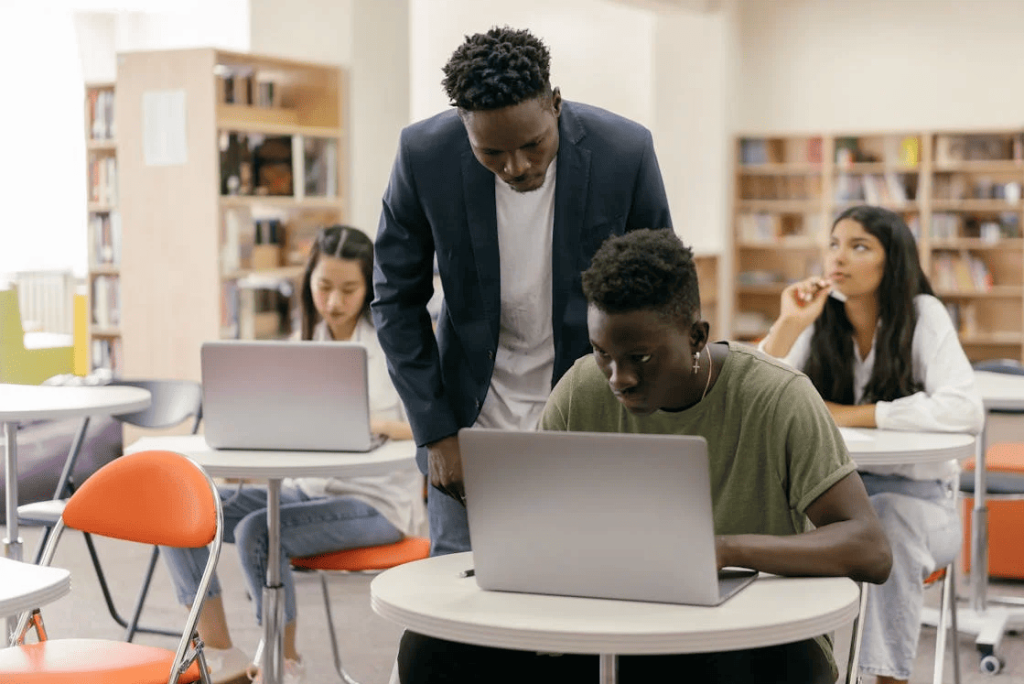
[735, 0, 1024, 133]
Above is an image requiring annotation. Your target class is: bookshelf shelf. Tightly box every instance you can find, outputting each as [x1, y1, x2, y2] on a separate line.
[85, 82, 121, 375]
[732, 130, 1024, 361]
[218, 196, 343, 210]
[738, 163, 822, 175]
[117, 48, 348, 382]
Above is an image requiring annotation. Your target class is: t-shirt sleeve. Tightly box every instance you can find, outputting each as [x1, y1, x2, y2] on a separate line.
[774, 374, 857, 514]
[538, 366, 573, 432]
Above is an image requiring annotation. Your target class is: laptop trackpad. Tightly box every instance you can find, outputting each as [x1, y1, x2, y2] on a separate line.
[718, 568, 758, 604]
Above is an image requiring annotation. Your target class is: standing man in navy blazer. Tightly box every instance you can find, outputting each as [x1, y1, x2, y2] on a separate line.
[372, 26, 673, 560]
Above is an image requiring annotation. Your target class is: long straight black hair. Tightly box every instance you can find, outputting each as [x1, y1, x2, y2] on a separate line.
[299, 225, 374, 340]
[803, 205, 935, 404]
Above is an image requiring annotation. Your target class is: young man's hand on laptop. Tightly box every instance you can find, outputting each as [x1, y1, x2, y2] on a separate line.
[428, 434, 466, 506]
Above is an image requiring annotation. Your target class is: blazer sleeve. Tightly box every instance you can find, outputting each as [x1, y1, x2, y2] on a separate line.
[371, 131, 460, 447]
[626, 130, 673, 232]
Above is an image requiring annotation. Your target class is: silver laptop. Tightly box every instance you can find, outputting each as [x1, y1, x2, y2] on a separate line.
[201, 340, 383, 452]
[459, 428, 757, 606]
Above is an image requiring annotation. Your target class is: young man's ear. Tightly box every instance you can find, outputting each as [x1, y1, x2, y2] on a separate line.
[550, 87, 562, 117]
[688, 319, 710, 353]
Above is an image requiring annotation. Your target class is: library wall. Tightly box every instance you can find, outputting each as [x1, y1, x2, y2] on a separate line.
[736, 0, 1024, 133]
[409, 0, 656, 127]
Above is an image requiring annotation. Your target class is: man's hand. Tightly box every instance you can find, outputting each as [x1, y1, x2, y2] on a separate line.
[427, 435, 465, 505]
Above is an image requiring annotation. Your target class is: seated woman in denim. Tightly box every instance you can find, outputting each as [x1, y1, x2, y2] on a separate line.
[760, 205, 984, 684]
[162, 225, 424, 684]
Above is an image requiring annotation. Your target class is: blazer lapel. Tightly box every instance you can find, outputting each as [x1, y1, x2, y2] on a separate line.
[552, 105, 591, 337]
[462, 151, 500, 341]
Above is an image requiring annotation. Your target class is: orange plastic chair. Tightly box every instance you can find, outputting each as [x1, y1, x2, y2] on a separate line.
[0, 449, 223, 684]
[290, 537, 431, 684]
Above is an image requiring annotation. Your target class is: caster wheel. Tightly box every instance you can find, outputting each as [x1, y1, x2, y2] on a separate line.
[980, 654, 1004, 675]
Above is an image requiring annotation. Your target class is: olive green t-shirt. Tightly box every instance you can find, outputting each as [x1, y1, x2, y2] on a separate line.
[539, 342, 855, 536]
[539, 342, 857, 679]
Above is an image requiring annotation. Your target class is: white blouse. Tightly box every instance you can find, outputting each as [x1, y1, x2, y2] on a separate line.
[289, 317, 427, 537]
[765, 294, 984, 481]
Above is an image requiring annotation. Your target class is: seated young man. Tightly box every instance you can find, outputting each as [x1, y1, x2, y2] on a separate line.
[398, 229, 892, 684]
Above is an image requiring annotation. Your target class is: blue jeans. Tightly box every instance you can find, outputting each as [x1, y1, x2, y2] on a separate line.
[858, 473, 961, 680]
[161, 483, 403, 624]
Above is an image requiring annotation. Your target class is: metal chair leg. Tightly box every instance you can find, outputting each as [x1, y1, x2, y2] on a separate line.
[846, 582, 868, 684]
[934, 566, 951, 684]
[319, 572, 361, 684]
[82, 531, 178, 640]
[950, 565, 962, 684]
[123, 545, 161, 641]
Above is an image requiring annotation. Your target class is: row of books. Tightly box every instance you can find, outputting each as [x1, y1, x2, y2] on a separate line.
[88, 89, 115, 140]
[834, 136, 920, 167]
[935, 134, 1024, 165]
[930, 213, 1021, 240]
[834, 172, 913, 204]
[931, 253, 994, 293]
[218, 67, 278, 108]
[220, 279, 292, 340]
[738, 175, 822, 201]
[739, 137, 822, 165]
[736, 212, 823, 243]
[91, 275, 121, 328]
[90, 212, 122, 266]
[91, 338, 122, 374]
[89, 156, 118, 206]
[932, 175, 1023, 202]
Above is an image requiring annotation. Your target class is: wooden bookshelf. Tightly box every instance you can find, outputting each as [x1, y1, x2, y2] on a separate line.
[116, 49, 348, 382]
[85, 82, 122, 375]
[732, 130, 1024, 363]
[694, 254, 719, 336]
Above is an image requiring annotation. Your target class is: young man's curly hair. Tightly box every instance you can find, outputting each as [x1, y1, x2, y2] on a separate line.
[441, 26, 552, 111]
[582, 229, 701, 325]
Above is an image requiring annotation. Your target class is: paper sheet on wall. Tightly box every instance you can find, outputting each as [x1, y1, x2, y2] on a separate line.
[142, 90, 188, 166]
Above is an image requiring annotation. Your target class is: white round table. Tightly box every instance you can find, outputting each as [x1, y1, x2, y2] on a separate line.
[839, 427, 976, 468]
[0, 556, 70, 625]
[371, 551, 859, 683]
[0, 384, 151, 563]
[125, 433, 418, 684]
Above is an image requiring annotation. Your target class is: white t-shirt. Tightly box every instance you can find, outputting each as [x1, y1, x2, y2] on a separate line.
[474, 158, 558, 432]
[765, 294, 984, 481]
[290, 317, 427, 537]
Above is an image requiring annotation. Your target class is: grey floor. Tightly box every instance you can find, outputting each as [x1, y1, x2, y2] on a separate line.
[7, 412, 1024, 683]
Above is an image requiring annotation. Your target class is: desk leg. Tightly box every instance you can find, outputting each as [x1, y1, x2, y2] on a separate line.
[3, 421, 22, 640]
[598, 654, 617, 684]
[261, 478, 285, 684]
[3, 422, 21, 562]
[970, 427, 989, 613]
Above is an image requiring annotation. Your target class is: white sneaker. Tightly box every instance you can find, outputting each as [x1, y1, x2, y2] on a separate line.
[204, 645, 252, 684]
[251, 658, 305, 684]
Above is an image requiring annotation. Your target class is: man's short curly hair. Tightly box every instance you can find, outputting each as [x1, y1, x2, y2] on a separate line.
[582, 229, 701, 325]
[442, 26, 552, 111]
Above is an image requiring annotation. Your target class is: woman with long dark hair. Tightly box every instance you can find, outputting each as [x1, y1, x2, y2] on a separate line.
[760, 205, 983, 684]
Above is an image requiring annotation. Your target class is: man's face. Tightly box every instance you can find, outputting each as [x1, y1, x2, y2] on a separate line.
[588, 305, 700, 416]
[461, 89, 562, 193]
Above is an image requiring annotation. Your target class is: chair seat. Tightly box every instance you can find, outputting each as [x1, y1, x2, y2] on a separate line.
[17, 499, 68, 525]
[0, 639, 200, 683]
[291, 537, 430, 571]
[963, 443, 1024, 474]
[959, 472, 1024, 496]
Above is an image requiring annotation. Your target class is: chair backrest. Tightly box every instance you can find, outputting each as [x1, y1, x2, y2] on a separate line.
[63, 450, 219, 548]
[973, 359, 1024, 376]
[108, 379, 203, 433]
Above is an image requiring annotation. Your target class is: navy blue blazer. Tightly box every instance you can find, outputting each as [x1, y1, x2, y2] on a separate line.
[372, 101, 673, 450]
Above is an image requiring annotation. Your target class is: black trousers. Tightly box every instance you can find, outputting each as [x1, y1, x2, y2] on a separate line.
[397, 631, 836, 684]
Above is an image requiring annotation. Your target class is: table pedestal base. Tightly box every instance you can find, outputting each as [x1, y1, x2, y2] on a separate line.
[921, 605, 1024, 673]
